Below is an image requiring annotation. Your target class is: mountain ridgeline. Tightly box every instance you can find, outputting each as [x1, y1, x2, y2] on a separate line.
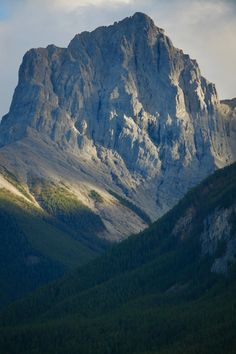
[0, 161, 235, 354]
[0, 12, 236, 352]
[0, 12, 235, 236]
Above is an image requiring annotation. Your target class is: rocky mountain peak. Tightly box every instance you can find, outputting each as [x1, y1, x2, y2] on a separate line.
[122, 12, 158, 31]
[0, 13, 235, 221]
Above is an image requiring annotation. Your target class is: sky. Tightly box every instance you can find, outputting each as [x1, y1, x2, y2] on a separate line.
[0, 0, 236, 118]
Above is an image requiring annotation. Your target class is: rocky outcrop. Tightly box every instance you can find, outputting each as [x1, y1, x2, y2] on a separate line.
[0, 12, 235, 237]
[219, 98, 236, 160]
[201, 206, 236, 274]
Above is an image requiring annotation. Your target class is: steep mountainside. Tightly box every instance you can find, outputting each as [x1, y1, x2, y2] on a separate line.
[0, 162, 235, 354]
[219, 97, 236, 154]
[0, 168, 111, 307]
[0, 12, 235, 240]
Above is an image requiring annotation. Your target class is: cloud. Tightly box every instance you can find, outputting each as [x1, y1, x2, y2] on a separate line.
[55, 0, 132, 10]
[0, 0, 235, 119]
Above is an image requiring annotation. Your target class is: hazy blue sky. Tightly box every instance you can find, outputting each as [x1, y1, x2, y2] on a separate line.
[0, 0, 235, 118]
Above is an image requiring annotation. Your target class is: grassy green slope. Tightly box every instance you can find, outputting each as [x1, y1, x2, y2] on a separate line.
[0, 163, 235, 354]
[0, 186, 102, 308]
[0, 190, 97, 267]
[29, 180, 108, 251]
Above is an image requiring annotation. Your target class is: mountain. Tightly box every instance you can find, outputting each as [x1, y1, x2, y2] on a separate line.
[0, 11, 236, 309]
[0, 167, 110, 307]
[0, 12, 235, 243]
[0, 161, 235, 354]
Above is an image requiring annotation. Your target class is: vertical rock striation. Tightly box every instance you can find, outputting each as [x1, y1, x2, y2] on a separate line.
[0, 12, 235, 221]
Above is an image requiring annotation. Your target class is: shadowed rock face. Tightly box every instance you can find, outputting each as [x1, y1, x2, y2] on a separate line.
[0, 12, 235, 227]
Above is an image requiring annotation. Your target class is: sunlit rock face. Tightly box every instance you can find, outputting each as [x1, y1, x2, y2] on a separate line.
[200, 205, 236, 275]
[0, 12, 235, 222]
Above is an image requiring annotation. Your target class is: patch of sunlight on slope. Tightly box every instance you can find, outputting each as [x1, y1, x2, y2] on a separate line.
[0, 189, 97, 269]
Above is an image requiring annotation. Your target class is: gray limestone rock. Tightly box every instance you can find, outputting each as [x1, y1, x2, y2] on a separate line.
[200, 206, 236, 274]
[0, 12, 235, 239]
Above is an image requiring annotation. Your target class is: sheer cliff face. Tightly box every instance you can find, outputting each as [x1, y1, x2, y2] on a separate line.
[0, 12, 235, 221]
